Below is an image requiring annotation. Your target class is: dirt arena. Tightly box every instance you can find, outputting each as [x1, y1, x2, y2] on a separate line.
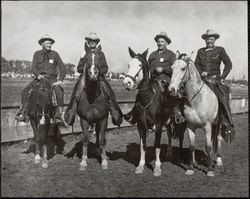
[1, 114, 248, 197]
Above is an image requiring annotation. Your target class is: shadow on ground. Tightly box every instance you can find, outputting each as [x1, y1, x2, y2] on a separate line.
[107, 143, 209, 173]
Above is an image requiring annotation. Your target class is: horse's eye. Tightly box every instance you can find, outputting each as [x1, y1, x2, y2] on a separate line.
[181, 67, 186, 71]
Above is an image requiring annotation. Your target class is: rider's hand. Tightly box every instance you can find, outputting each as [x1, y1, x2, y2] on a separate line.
[52, 81, 63, 87]
[201, 71, 208, 77]
[37, 74, 45, 80]
[221, 79, 225, 85]
[155, 67, 163, 73]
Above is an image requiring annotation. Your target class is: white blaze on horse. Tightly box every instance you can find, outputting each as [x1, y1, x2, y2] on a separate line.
[168, 51, 224, 177]
[123, 47, 185, 177]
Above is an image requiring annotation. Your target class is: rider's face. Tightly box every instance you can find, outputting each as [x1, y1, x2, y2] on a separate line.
[157, 38, 167, 51]
[88, 40, 98, 49]
[205, 37, 216, 48]
[42, 40, 52, 51]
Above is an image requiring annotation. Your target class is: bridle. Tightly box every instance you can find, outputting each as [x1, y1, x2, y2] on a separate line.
[176, 58, 204, 102]
[125, 55, 147, 86]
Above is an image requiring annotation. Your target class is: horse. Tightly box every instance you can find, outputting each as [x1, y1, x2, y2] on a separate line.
[28, 77, 55, 168]
[123, 47, 185, 176]
[75, 43, 110, 170]
[168, 51, 223, 177]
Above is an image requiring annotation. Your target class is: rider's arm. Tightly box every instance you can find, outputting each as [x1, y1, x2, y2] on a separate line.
[77, 55, 86, 73]
[55, 52, 67, 81]
[220, 47, 232, 80]
[194, 49, 204, 75]
[99, 52, 108, 76]
[31, 52, 39, 78]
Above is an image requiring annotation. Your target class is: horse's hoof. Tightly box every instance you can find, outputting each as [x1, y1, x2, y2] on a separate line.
[34, 155, 41, 164]
[42, 161, 48, 168]
[207, 171, 215, 177]
[135, 166, 144, 174]
[216, 157, 223, 167]
[101, 160, 108, 170]
[79, 164, 87, 171]
[185, 169, 194, 175]
[79, 161, 87, 171]
[153, 168, 162, 177]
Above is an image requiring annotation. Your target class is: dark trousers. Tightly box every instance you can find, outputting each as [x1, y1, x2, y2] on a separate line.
[204, 77, 234, 126]
[21, 77, 64, 106]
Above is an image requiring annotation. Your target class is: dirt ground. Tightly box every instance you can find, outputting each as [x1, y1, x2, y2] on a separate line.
[1, 114, 249, 197]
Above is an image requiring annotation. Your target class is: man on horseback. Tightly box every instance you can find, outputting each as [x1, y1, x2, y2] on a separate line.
[194, 29, 236, 141]
[124, 31, 185, 124]
[15, 34, 69, 127]
[64, 32, 123, 127]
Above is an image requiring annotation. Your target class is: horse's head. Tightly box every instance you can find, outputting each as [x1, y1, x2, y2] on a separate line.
[84, 42, 102, 81]
[168, 51, 194, 98]
[123, 47, 148, 90]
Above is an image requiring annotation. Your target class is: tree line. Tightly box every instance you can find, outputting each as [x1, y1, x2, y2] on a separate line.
[1, 56, 75, 76]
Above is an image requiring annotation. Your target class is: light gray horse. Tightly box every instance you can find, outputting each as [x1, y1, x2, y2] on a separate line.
[168, 51, 223, 177]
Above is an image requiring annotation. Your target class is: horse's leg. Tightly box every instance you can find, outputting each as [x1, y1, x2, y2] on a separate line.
[166, 126, 172, 160]
[42, 119, 50, 168]
[153, 126, 162, 177]
[185, 127, 196, 175]
[135, 123, 146, 174]
[79, 118, 89, 171]
[30, 119, 41, 164]
[99, 117, 108, 170]
[94, 122, 101, 156]
[216, 130, 224, 167]
[204, 123, 215, 177]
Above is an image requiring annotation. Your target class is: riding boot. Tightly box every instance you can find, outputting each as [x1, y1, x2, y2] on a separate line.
[15, 91, 32, 122]
[124, 108, 137, 125]
[109, 98, 123, 127]
[173, 105, 185, 124]
[55, 106, 69, 128]
[215, 83, 236, 143]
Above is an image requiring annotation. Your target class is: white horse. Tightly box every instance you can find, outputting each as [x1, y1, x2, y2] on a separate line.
[168, 51, 223, 177]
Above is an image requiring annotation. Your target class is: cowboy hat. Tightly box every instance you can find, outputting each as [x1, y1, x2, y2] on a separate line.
[154, 31, 171, 44]
[201, 29, 220, 40]
[38, 34, 55, 45]
[85, 32, 100, 43]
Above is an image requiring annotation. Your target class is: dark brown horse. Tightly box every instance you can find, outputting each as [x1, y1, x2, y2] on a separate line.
[74, 44, 110, 170]
[28, 77, 54, 168]
[123, 47, 185, 176]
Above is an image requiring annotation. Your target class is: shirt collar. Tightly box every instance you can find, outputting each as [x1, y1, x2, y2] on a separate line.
[205, 46, 216, 52]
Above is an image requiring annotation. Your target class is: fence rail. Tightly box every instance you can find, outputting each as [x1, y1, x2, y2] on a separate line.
[1, 98, 248, 143]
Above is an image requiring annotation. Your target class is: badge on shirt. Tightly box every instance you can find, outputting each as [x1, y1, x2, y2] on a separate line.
[160, 58, 164, 62]
[49, 59, 54, 64]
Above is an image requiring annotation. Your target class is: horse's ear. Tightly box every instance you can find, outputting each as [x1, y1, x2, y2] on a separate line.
[85, 42, 90, 53]
[142, 48, 148, 60]
[128, 47, 136, 58]
[97, 44, 102, 51]
[176, 50, 180, 59]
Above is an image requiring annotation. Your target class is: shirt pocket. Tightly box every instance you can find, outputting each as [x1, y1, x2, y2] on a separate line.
[210, 51, 220, 60]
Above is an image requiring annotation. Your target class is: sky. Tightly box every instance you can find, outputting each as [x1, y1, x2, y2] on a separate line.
[2, 1, 248, 79]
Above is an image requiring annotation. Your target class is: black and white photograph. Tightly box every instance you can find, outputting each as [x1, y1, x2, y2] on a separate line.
[1, 1, 248, 197]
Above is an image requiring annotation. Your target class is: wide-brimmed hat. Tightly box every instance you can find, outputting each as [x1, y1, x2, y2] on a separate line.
[154, 31, 171, 44]
[85, 32, 100, 43]
[201, 29, 220, 40]
[38, 34, 55, 45]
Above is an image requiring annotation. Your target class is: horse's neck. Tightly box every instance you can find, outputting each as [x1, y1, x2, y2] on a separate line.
[184, 62, 203, 101]
[85, 79, 101, 104]
[138, 80, 157, 106]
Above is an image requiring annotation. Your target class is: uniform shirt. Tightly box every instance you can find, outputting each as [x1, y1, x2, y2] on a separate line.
[77, 49, 108, 76]
[31, 49, 66, 81]
[148, 48, 176, 77]
[194, 46, 232, 79]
